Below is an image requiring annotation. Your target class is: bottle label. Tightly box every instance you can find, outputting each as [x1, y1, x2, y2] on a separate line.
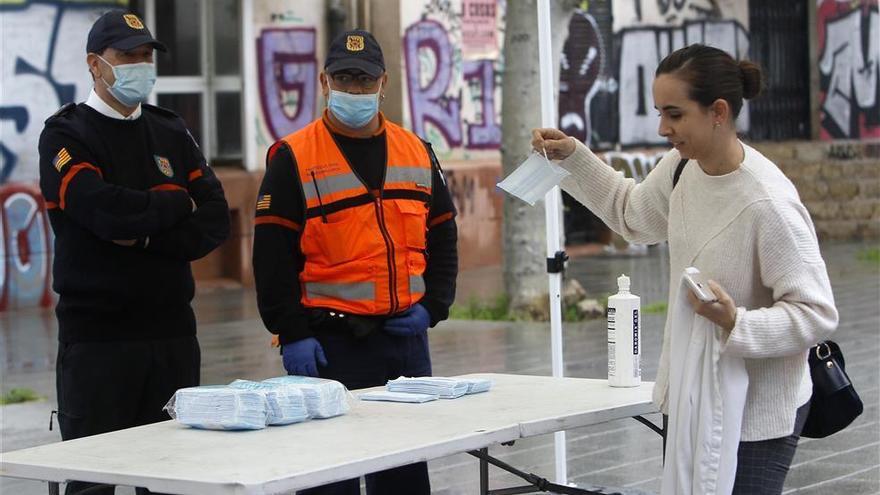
[633, 309, 640, 379]
[607, 307, 616, 377]
[632, 309, 639, 355]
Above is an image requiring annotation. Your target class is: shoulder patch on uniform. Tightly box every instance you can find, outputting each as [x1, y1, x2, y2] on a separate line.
[52, 147, 72, 171]
[44, 103, 76, 124]
[256, 194, 271, 210]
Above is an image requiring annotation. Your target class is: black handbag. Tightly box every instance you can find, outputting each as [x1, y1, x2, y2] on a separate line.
[801, 340, 863, 438]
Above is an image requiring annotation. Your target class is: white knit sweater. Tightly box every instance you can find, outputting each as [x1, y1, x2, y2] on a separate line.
[559, 140, 839, 441]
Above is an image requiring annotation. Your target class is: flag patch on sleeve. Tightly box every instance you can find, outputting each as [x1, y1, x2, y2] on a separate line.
[256, 194, 271, 210]
[53, 148, 72, 171]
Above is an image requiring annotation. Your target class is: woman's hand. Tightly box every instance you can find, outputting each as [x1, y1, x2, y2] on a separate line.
[531, 128, 576, 161]
[687, 280, 738, 333]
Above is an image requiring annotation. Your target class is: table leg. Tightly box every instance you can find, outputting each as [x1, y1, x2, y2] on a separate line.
[48, 481, 60, 495]
[480, 447, 489, 495]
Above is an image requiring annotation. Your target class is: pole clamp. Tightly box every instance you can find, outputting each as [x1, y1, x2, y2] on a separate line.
[546, 250, 568, 274]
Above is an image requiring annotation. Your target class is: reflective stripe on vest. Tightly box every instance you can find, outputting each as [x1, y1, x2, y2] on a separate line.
[283, 117, 432, 316]
[386, 166, 432, 188]
[305, 281, 376, 301]
[410, 275, 425, 295]
[303, 172, 363, 202]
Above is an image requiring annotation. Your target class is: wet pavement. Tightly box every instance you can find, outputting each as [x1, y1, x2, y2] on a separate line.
[1, 241, 877, 494]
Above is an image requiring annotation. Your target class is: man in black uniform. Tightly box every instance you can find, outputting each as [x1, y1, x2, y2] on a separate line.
[38, 11, 229, 495]
[253, 30, 457, 494]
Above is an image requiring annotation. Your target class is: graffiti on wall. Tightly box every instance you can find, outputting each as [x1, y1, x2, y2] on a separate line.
[0, 2, 112, 184]
[602, 150, 666, 182]
[401, 0, 504, 155]
[558, 0, 749, 149]
[613, 0, 747, 31]
[256, 28, 318, 141]
[817, 0, 879, 140]
[617, 19, 750, 146]
[0, 1, 121, 309]
[403, 20, 464, 149]
[0, 185, 53, 311]
[559, 10, 606, 146]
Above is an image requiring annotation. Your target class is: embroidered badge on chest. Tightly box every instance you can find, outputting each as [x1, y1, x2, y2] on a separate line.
[154, 155, 173, 178]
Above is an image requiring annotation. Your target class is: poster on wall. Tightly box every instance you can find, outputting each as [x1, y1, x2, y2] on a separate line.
[400, 0, 505, 160]
[461, 0, 499, 60]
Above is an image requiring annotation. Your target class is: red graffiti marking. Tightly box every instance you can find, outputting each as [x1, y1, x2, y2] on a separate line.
[0, 183, 53, 311]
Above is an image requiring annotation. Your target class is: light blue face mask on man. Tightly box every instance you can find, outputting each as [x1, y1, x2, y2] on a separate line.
[97, 55, 157, 107]
[327, 86, 381, 129]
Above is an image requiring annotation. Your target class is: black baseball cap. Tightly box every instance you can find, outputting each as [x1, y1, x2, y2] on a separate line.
[324, 30, 384, 77]
[86, 10, 167, 54]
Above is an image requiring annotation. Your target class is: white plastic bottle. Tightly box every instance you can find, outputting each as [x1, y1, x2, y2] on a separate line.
[607, 274, 641, 387]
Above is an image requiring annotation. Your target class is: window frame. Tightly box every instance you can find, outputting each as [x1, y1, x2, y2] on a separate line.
[144, 0, 244, 164]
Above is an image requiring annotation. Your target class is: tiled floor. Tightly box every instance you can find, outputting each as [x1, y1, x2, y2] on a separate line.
[1, 241, 877, 494]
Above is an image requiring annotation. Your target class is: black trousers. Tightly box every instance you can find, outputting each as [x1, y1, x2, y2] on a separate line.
[56, 335, 200, 495]
[732, 401, 810, 495]
[298, 316, 433, 495]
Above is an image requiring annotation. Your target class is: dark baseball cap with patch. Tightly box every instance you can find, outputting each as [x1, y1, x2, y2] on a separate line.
[324, 29, 385, 77]
[86, 10, 167, 54]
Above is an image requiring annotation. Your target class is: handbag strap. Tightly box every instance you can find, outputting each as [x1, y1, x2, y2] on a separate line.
[672, 158, 688, 189]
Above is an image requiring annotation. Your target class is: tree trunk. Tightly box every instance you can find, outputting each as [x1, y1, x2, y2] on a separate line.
[501, 0, 578, 318]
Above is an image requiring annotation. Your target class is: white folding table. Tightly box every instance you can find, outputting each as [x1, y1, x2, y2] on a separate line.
[0, 373, 661, 494]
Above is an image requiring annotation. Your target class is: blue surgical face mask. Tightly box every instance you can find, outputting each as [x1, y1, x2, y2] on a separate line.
[97, 55, 156, 107]
[327, 85, 381, 129]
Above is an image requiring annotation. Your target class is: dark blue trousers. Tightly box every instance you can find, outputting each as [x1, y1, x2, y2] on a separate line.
[299, 319, 432, 495]
[56, 336, 200, 495]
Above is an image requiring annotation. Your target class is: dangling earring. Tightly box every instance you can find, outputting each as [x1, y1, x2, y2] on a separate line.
[713, 121, 720, 130]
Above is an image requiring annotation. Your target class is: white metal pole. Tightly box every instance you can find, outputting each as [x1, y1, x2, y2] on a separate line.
[536, 0, 567, 485]
[241, 0, 258, 171]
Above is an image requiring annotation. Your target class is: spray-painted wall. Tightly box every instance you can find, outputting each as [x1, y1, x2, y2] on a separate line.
[559, 0, 750, 149]
[399, 0, 505, 160]
[250, 0, 326, 160]
[816, 0, 879, 140]
[0, 1, 124, 310]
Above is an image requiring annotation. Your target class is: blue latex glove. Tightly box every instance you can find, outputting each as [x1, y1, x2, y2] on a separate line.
[281, 338, 328, 377]
[383, 304, 431, 337]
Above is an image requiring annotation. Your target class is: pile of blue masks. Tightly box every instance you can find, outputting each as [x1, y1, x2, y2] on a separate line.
[386, 377, 472, 399]
[358, 390, 439, 403]
[460, 377, 493, 394]
[263, 376, 350, 418]
[165, 386, 268, 430]
[228, 380, 309, 425]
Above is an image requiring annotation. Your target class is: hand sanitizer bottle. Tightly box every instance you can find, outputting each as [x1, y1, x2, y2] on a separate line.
[607, 274, 641, 387]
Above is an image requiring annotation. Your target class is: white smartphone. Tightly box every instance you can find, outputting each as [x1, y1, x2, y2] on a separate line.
[683, 267, 718, 303]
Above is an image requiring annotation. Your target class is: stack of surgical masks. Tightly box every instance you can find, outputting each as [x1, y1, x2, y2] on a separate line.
[460, 377, 494, 394]
[386, 377, 470, 399]
[263, 376, 350, 418]
[359, 390, 439, 403]
[165, 386, 268, 430]
[228, 379, 309, 425]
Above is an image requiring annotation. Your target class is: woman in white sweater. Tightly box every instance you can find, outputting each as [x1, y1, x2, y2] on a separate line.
[533, 45, 838, 494]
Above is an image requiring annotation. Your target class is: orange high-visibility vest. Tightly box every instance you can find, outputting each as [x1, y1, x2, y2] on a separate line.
[282, 118, 433, 316]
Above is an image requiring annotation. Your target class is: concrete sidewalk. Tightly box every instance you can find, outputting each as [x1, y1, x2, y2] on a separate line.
[1, 241, 878, 494]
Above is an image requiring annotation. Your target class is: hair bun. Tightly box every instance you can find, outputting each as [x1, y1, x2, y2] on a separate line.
[739, 60, 763, 99]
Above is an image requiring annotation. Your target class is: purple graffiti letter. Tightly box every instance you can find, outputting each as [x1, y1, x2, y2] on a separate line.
[403, 20, 462, 146]
[257, 28, 317, 140]
[462, 60, 501, 149]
